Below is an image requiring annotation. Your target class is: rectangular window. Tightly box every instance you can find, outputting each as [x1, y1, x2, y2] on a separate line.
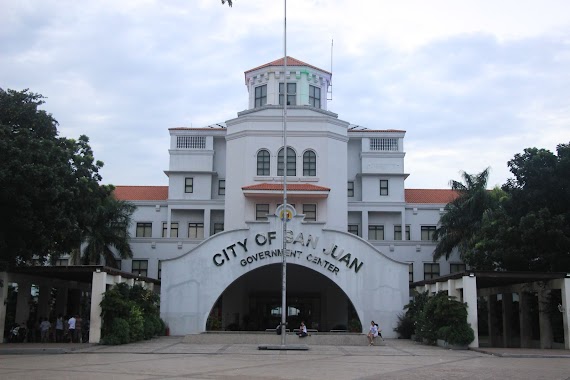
[347, 181, 354, 197]
[370, 138, 398, 151]
[185, 178, 193, 193]
[279, 82, 296, 106]
[394, 225, 410, 240]
[176, 136, 206, 149]
[213, 223, 224, 234]
[348, 224, 359, 236]
[132, 260, 148, 277]
[303, 204, 317, 221]
[450, 263, 467, 274]
[54, 259, 68, 266]
[256, 204, 270, 220]
[368, 225, 385, 240]
[136, 222, 152, 237]
[158, 260, 162, 280]
[309, 85, 321, 108]
[380, 180, 389, 196]
[255, 85, 267, 107]
[218, 179, 225, 195]
[424, 263, 440, 280]
[114, 259, 122, 270]
[409, 263, 414, 283]
[188, 223, 204, 239]
[421, 226, 437, 241]
[162, 222, 179, 238]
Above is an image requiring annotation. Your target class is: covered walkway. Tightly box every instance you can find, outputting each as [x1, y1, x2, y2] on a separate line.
[412, 271, 570, 350]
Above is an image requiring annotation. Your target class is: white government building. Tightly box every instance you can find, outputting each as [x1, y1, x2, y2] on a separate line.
[113, 57, 465, 338]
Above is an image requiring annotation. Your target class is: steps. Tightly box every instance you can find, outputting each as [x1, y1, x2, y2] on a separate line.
[182, 332, 383, 346]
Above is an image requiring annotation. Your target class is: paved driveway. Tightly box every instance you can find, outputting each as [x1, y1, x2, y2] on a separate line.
[0, 337, 569, 379]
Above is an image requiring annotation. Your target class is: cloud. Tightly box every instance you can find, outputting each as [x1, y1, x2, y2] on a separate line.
[1, 0, 569, 188]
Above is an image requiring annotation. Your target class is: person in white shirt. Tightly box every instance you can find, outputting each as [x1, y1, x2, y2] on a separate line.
[297, 321, 308, 338]
[68, 315, 76, 343]
[40, 317, 51, 343]
[367, 320, 379, 346]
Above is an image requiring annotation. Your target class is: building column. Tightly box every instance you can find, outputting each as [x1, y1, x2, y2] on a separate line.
[0, 272, 9, 343]
[89, 271, 107, 343]
[462, 275, 479, 348]
[37, 283, 51, 320]
[361, 211, 368, 240]
[448, 279, 460, 299]
[487, 294, 494, 347]
[204, 208, 211, 238]
[401, 209, 407, 241]
[561, 278, 570, 350]
[538, 288, 553, 349]
[55, 285, 68, 316]
[166, 206, 172, 238]
[15, 282, 31, 325]
[519, 292, 532, 348]
[502, 293, 515, 347]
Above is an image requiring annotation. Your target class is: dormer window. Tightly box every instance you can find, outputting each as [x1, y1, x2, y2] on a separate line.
[309, 85, 321, 108]
[255, 85, 267, 108]
[279, 83, 296, 106]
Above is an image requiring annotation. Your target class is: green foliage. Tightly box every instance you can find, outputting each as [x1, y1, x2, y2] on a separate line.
[102, 318, 130, 345]
[438, 323, 475, 346]
[0, 88, 120, 267]
[435, 142, 570, 272]
[403, 290, 429, 332]
[394, 312, 414, 339]
[348, 318, 362, 332]
[128, 305, 145, 342]
[206, 314, 222, 331]
[100, 283, 162, 345]
[414, 292, 474, 345]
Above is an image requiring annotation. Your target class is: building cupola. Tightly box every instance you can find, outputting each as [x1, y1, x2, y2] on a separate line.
[244, 56, 331, 111]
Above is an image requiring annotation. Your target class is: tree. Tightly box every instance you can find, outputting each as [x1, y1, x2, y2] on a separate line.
[71, 194, 135, 267]
[221, 0, 233, 6]
[470, 144, 570, 271]
[0, 88, 110, 267]
[432, 168, 498, 261]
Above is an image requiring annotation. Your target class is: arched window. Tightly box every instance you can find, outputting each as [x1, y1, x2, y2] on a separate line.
[278, 147, 296, 176]
[303, 150, 316, 176]
[257, 149, 270, 176]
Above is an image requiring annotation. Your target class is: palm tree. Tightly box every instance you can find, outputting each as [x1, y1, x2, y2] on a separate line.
[221, 0, 233, 6]
[432, 168, 493, 261]
[71, 196, 136, 267]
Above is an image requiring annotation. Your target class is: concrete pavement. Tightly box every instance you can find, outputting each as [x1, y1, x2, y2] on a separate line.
[1, 337, 569, 379]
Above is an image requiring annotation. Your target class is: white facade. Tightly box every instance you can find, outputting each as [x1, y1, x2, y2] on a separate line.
[115, 57, 462, 336]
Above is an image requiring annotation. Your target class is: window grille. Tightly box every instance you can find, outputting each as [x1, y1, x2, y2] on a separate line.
[370, 138, 398, 151]
[177, 136, 206, 149]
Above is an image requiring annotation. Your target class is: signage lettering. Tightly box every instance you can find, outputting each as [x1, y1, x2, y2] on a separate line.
[212, 230, 364, 274]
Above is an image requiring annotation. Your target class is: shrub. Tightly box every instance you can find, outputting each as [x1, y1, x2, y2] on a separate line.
[128, 305, 145, 342]
[394, 312, 414, 339]
[348, 318, 362, 332]
[438, 323, 475, 346]
[102, 318, 130, 345]
[415, 291, 473, 345]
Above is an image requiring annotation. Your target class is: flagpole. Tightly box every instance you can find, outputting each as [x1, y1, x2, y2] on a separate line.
[280, 0, 288, 345]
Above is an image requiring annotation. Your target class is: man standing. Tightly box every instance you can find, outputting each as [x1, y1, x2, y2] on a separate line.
[68, 315, 76, 343]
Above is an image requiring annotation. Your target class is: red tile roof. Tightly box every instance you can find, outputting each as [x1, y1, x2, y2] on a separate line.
[112, 186, 457, 204]
[113, 186, 168, 201]
[405, 189, 459, 204]
[242, 183, 330, 191]
[245, 56, 331, 75]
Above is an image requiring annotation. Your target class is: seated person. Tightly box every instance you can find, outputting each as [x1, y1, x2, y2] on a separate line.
[298, 321, 308, 338]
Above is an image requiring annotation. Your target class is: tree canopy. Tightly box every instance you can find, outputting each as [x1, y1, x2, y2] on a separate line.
[0, 88, 133, 268]
[434, 142, 570, 272]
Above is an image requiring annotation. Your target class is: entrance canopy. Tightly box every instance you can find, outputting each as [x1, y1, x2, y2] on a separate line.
[161, 214, 409, 336]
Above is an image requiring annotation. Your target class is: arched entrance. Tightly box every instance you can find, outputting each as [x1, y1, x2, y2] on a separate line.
[160, 217, 409, 337]
[206, 263, 360, 332]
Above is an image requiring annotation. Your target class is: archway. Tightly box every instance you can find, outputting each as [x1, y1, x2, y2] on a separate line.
[205, 263, 360, 332]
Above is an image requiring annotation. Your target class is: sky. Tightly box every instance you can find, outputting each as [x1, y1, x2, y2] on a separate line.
[1, 0, 569, 189]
